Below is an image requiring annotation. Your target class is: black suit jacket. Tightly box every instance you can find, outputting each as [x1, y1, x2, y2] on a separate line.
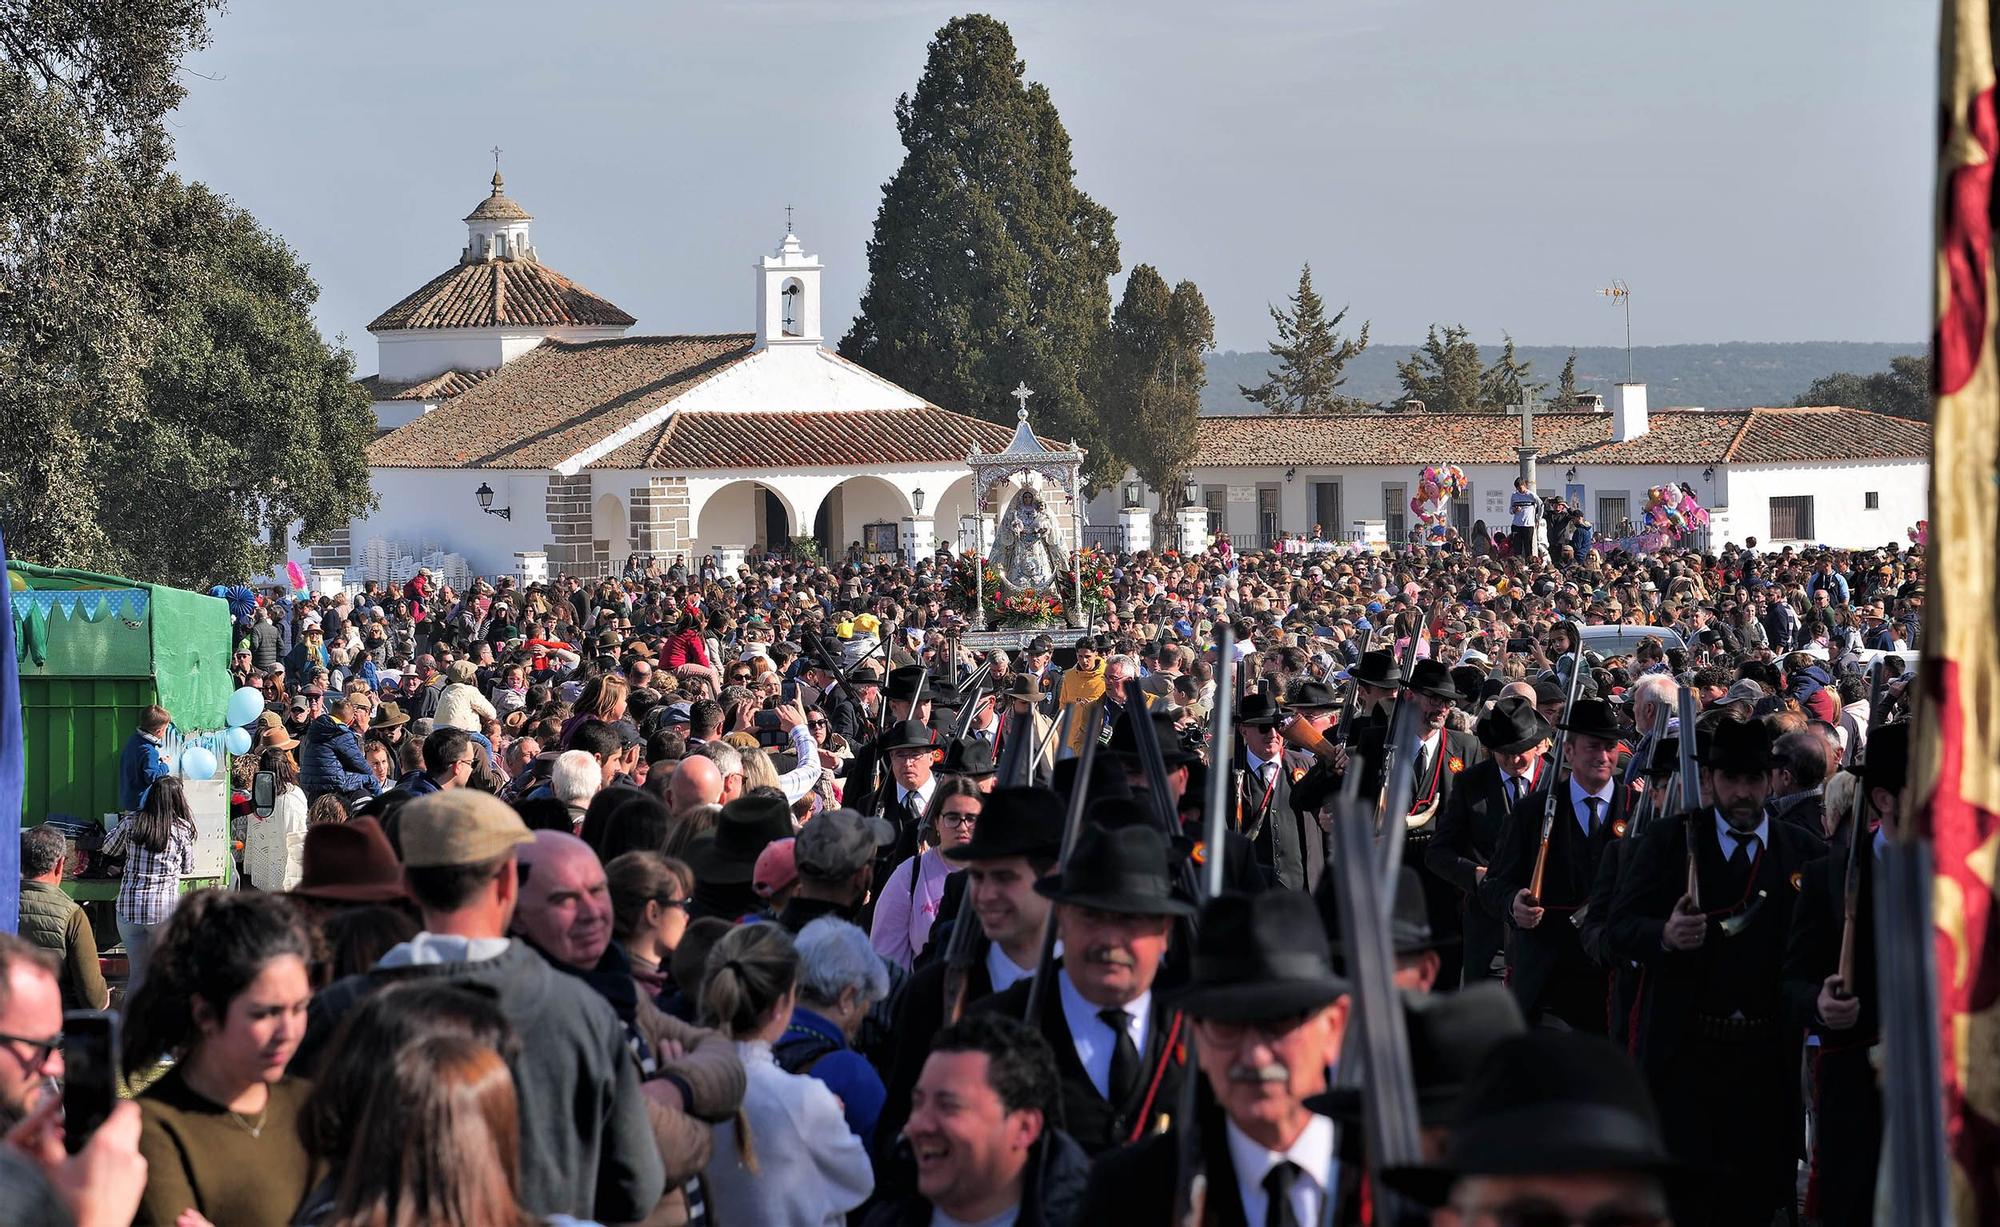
[1429, 756, 1543, 979]
[1238, 747, 1324, 891]
[1479, 781, 1626, 1018]
[975, 961, 1189, 1157]
[1077, 1097, 1365, 1227]
[1604, 810, 1825, 1070]
[1783, 832, 1877, 1044]
[874, 941, 1002, 1154]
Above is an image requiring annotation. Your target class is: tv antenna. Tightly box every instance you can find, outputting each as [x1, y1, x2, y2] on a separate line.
[1599, 280, 1632, 382]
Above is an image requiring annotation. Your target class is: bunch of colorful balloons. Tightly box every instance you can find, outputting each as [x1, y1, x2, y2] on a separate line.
[1641, 483, 1711, 539]
[1908, 519, 1928, 547]
[1410, 465, 1469, 538]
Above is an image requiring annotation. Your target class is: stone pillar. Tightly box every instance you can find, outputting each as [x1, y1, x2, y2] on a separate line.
[1176, 508, 1210, 555]
[629, 478, 691, 561]
[713, 545, 747, 576]
[900, 515, 935, 563]
[514, 551, 549, 586]
[544, 474, 594, 576]
[307, 524, 353, 572]
[1117, 507, 1152, 554]
[310, 568, 346, 597]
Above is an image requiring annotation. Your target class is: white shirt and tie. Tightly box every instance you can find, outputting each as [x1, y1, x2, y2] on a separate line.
[1056, 969, 1151, 1100]
[898, 775, 936, 817]
[1224, 1114, 1337, 1227]
[986, 941, 1053, 995]
[1714, 810, 1770, 866]
[1500, 763, 1536, 810]
[1570, 776, 1615, 837]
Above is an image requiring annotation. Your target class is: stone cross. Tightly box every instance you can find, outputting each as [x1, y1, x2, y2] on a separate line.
[1513, 387, 1542, 448]
[1011, 381, 1034, 420]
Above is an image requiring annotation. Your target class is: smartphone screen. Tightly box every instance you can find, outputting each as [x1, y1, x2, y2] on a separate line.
[62, 1010, 119, 1153]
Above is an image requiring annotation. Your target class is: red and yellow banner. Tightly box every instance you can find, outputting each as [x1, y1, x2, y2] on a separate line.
[1924, 2, 2000, 1221]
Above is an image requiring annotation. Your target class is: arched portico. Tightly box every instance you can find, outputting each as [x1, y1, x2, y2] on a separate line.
[808, 475, 914, 558]
[690, 479, 801, 558]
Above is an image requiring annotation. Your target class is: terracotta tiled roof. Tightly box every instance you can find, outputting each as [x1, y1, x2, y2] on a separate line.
[594, 406, 1027, 470]
[1193, 407, 1929, 467]
[367, 335, 758, 468]
[357, 369, 493, 402]
[367, 260, 635, 332]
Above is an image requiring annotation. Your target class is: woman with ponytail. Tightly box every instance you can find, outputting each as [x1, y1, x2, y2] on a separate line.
[697, 923, 872, 1226]
[124, 889, 314, 1226]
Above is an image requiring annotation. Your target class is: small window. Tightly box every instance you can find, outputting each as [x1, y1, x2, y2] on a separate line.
[1864, 491, 1880, 510]
[1770, 495, 1815, 540]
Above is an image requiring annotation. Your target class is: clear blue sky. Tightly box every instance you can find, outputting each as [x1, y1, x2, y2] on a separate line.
[166, 0, 1936, 364]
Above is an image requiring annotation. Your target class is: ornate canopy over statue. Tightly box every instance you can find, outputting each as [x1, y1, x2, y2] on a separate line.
[963, 384, 1086, 631]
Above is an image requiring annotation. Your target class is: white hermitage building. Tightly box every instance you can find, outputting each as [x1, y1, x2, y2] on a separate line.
[298, 173, 1058, 585]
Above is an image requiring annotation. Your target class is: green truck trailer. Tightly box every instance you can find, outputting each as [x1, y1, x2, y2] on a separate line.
[8, 562, 237, 903]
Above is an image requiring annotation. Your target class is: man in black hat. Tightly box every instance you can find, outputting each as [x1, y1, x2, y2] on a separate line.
[1078, 891, 1357, 1226]
[850, 718, 944, 910]
[1384, 1030, 1680, 1226]
[1107, 712, 1268, 897]
[1604, 718, 1825, 1227]
[1782, 721, 1908, 1227]
[976, 823, 1194, 1157]
[1480, 696, 1628, 1032]
[939, 737, 998, 791]
[1397, 659, 1483, 987]
[876, 788, 1065, 1155]
[1235, 692, 1324, 891]
[1318, 865, 1453, 992]
[685, 793, 795, 921]
[1429, 695, 1553, 986]
[845, 665, 938, 804]
[993, 672, 1056, 785]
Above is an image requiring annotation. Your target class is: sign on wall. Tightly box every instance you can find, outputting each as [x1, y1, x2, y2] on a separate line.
[1227, 485, 1256, 504]
[1481, 487, 1507, 520]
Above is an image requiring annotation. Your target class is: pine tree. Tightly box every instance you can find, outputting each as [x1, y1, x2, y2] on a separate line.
[1239, 263, 1370, 414]
[840, 15, 1121, 484]
[1102, 266, 1213, 516]
[1395, 324, 1484, 412]
[1554, 349, 1580, 408]
[1478, 332, 1545, 412]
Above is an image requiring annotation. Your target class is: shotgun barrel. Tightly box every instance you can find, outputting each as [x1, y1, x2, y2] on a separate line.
[1526, 623, 1588, 903]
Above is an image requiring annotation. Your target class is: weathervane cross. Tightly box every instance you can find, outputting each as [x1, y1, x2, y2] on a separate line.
[491, 145, 502, 172]
[1011, 381, 1034, 419]
[786, 204, 794, 233]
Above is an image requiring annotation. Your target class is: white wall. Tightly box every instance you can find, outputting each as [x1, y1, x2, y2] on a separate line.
[374, 324, 627, 382]
[285, 467, 555, 579]
[1720, 460, 1928, 548]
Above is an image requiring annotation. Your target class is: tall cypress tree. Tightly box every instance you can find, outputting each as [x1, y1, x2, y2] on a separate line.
[1239, 263, 1370, 413]
[1554, 349, 1581, 407]
[841, 15, 1121, 483]
[1102, 266, 1213, 514]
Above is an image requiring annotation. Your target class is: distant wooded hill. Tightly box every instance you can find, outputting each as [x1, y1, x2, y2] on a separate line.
[1199, 342, 1923, 414]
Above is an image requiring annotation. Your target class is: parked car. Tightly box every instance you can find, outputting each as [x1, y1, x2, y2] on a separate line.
[1578, 624, 1687, 659]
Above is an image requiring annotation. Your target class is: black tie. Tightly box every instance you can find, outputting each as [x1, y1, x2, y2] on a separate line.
[1263, 1160, 1302, 1227]
[1505, 775, 1521, 807]
[1097, 1008, 1139, 1104]
[1584, 797, 1602, 835]
[1730, 832, 1758, 871]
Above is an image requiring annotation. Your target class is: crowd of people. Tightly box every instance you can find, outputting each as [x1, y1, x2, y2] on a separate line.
[0, 523, 1926, 1226]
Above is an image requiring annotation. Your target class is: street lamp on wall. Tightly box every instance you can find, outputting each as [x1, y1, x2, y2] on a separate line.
[474, 481, 511, 520]
[1181, 476, 1199, 507]
[1285, 466, 1297, 482]
[1564, 466, 1578, 482]
[1702, 466, 1716, 482]
[913, 488, 926, 515]
[1124, 481, 1142, 508]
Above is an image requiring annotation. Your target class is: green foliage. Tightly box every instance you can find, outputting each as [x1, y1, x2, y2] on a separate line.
[1238, 263, 1370, 413]
[0, 2, 375, 587]
[840, 15, 1121, 485]
[1554, 349, 1580, 408]
[1395, 324, 1484, 412]
[1396, 325, 1543, 413]
[788, 535, 824, 565]
[1101, 265, 1212, 507]
[1794, 354, 1930, 420]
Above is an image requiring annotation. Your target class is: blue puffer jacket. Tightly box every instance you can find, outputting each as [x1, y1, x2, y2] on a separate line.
[299, 714, 378, 800]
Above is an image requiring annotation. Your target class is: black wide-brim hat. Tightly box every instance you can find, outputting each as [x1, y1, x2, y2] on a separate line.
[886, 665, 929, 703]
[1320, 865, 1457, 962]
[1381, 1030, 1686, 1207]
[1304, 984, 1526, 1127]
[941, 736, 997, 778]
[1349, 650, 1405, 691]
[1163, 890, 1347, 1021]
[1405, 659, 1461, 703]
[1284, 679, 1341, 710]
[1700, 716, 1775, 774]
[1237, 693, 1285, 728]
[684, 794, 795, 885]
[879, 718, 941, 754]
[1106, 712, 1196, 767]
[1002, 674, 1044, 702]
[1035, 822, 1196, 917]
[1475, 695, 1554, 755]
[944, 786, 1065, 862]
[1557, 697, 1624, 743]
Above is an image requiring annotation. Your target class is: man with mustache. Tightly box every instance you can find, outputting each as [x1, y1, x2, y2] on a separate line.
[1078, 890, 1358, 1226]
[1606, 718, 1825, 1227]
[976, 822, 1194, 1157]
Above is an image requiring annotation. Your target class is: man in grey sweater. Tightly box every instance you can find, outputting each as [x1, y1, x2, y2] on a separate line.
[299, 790, 665, 1223]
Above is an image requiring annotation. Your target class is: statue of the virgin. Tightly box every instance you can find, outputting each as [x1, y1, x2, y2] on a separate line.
[993, 484, 1068, 593]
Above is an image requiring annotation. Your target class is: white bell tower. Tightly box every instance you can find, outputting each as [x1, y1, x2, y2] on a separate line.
[755, 223, 823, 349]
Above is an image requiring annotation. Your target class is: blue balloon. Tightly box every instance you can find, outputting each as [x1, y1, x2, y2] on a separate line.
[223, 726, 253, 756]
[180, 746, 217, 781]
[226, 686, 265, 728]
